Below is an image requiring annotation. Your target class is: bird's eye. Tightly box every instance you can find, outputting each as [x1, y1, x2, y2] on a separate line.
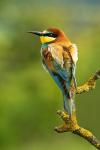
[50, 33, 53, 36]
[49, 33, 57, 38]
[44, 32, 57, 38]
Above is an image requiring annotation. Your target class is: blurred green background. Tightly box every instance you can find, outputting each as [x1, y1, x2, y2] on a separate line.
[0, 0, 100, 150]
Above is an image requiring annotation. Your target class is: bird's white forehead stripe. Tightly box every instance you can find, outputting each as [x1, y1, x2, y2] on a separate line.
[43, 30, 47, 33]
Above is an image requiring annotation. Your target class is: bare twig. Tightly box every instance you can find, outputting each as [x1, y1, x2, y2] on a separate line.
[55, 70, 100, 149]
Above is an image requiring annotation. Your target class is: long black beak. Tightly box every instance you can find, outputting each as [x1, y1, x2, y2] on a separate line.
[27, 31, 43, 36]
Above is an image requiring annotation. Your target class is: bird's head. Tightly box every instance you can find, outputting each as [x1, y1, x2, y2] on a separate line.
[28, 27, 70, 45]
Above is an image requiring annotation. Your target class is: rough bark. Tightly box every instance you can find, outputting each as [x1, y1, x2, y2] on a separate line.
[54, 70, 100, 149]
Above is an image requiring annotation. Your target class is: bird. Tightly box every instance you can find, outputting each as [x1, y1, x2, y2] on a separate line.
[28, 28, 78, 116]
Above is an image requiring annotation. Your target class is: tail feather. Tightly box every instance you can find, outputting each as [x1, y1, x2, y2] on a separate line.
[63, 95, 75, 115]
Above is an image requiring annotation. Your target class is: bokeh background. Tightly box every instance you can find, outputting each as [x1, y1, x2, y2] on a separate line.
[0, 0, 100, 150]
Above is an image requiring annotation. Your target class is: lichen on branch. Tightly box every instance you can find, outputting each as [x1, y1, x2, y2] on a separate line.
[54, 70, 100, 149]
[76, 70, 100, 94]
[55, 110, 100, 149]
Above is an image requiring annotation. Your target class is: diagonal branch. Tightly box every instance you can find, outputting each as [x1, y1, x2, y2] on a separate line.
[55, 110, 100, 149]
[54, 70, 100, 149]
[73, 127, 100, 149]
[76, 70, 100, 94]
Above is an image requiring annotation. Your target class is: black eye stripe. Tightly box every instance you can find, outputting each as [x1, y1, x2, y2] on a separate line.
[44, 32, 57, 38]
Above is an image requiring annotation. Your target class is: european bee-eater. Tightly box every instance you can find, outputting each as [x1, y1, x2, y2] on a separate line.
[28, 28, 78, 116]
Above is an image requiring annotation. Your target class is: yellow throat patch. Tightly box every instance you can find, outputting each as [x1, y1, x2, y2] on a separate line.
[40, 36, 56, 44]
